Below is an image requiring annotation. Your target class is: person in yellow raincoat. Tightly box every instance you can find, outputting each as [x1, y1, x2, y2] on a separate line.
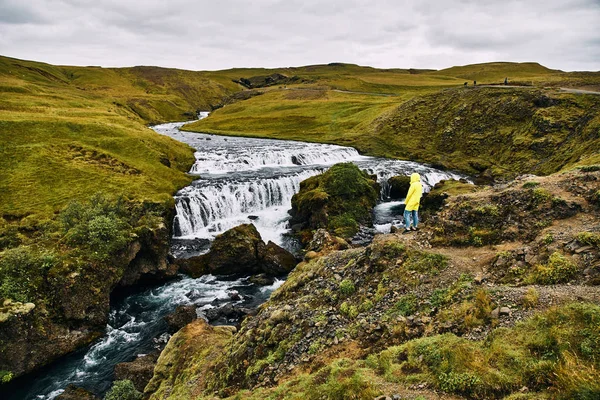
[403, 173, 423, 234]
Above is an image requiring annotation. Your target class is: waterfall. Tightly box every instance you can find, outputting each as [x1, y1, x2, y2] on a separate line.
[189, 143, 360, 174]
[173, 169, 321, 240]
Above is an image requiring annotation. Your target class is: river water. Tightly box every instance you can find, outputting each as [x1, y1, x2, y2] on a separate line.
[6, 113, 463, 399]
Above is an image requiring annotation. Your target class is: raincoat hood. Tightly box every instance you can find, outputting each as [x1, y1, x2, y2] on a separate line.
[410, 173, 421, 183]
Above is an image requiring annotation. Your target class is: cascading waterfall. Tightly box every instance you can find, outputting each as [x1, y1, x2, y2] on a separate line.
[157, 117, 467, 247]
[173, 169, 320, 239]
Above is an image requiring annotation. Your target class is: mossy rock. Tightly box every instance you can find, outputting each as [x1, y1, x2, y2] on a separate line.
[290, 163, 379, 238]
[177, 224, 297, 277]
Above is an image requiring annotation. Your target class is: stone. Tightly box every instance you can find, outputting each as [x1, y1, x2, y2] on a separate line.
[387, 175, 411, 200]
[261, 241, 297, 275]
[56, 385, 100, 400]
[499, 306, 511, 316]
[491, 307, 500, 319]
[164, 305, 197, 333]
[176, 224, 296, 278]
[114, 352, 160, 392]
[249, 273, 276, 286]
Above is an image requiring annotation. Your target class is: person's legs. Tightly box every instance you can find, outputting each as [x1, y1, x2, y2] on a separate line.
[404, 209, 412, 229]
[412, 210, 419, 228]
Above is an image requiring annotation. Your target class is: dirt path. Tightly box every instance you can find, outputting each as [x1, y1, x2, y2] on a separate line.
[559, 87, 600, 95]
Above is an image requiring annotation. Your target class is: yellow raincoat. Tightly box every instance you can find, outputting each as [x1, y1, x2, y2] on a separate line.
[405, 173, 422, 211]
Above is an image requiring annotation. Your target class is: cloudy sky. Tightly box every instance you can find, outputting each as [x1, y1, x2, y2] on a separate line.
[1, 0, 599, 71]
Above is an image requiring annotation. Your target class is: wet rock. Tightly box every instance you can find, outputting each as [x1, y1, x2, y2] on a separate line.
[228, 290, 241, 301]
[262, 241, 297, 275]
[204, 304, 253, 323]
[176, 224, 297, 278]
[290, 163, 379, 239]
[170, 238, 210, 259]
[248, 215, 259, 220]
[164, 305, 197, 333]
[387, 175, 411, 200]
[56, 385, 100, 400]
[249, 273, 276, 286]
[114, 352, 160, 392]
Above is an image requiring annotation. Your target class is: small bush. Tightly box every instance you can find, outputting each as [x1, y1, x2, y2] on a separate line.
[339, 302, 358, 319]
[392, 294, 418, 317]
[104, 380, 142, 400]
[532, 188, 551, 206]
[542, 233, 554, 245]
[438, 371, 482, 396]
[359, 299, 374, 312]
[62, 194, 131, 262]
[523, 181, 540, 188]
[0, 370, 13, 383]
[580, 165, 600, 172]
[0, 247, 57, 302]
[527, 252, 579, 284]
[576, 232, 600, 248]
[429, 288, 450, 309]
[405, 252, 448, 275]
[339, 279, 356, 296]
[522, 287, 540, 309]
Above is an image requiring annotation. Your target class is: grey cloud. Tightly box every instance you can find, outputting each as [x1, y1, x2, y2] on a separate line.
[0, 0, 47, 24]
[0, 0, 598, 71]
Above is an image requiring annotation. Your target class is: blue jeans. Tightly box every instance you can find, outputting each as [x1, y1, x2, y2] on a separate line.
[404, 209, 418, 229]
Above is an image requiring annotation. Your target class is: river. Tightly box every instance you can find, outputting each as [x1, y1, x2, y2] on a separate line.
[5, 113, 463, 399]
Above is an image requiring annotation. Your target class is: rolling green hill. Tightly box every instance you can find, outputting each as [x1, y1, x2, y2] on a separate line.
[1, 55, 599, 382]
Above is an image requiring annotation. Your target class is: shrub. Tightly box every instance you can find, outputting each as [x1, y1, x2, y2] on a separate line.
[339, 279, 356, 296]
[0, 247, 56, 302]
[61, 194, 132, 262]
[104, 380, 142, 400]
[542, 233, 554, 245]
[527, 252, 579, 284]
[405, 252, 448, 275]
[580, 165, 600, 172]
[523, 181, 540, 188]
[438, 371, 482, 396]
[391, 294, 418, 317]
[576, 232, 600, 248]
[339, 302, 358, 319]
[522, 287, 540, 309]
[0, 370, 13, 383]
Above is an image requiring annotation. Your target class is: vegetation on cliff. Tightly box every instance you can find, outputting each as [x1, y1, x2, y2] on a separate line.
[144, 168, 600, 399]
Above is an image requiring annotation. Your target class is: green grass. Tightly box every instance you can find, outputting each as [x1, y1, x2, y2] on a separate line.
[186, 83, 600, 179]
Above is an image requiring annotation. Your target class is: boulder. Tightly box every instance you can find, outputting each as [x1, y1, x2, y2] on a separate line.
[261, 241, 297, 275]
[56, 385, 100, 400]
[164, 305, 197, 333]
[290, 163, 379, 239]
[249, 273, 275, 286]
[114, 352, 160, 392]
[177, 224, 297, 278]
[177, 224, 263, 277]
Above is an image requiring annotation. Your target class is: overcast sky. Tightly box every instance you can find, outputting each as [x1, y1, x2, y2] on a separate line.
[1, 0, 599, 71]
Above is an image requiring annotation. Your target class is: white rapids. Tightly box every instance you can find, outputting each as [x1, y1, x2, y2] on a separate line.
[155, 113, 465, 247]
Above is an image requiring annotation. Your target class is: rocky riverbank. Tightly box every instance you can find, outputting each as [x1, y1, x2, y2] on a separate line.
[142, 167, 600, 400]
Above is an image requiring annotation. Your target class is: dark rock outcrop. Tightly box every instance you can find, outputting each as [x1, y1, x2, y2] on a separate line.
[177, 224, 297, 278]
[387, 175, 411, 199]
[56, 385, 100, 400]
[114, 352, 160, 392]
[164, 305, 198, 333]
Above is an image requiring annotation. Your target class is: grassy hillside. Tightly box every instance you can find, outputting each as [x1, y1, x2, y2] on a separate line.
[186, 68, 600, 178]
[0, 55, 246, 217]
